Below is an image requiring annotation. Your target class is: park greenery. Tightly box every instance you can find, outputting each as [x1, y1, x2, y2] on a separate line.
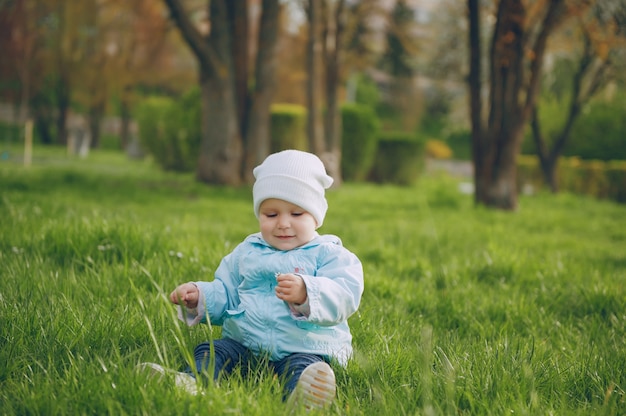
[2, 0, 625, 210]
[131, 93, 626, 204]
[1, 146, 624, 415]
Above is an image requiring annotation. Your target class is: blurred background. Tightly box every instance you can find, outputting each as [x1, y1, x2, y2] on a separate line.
[1, 0, 625, 208]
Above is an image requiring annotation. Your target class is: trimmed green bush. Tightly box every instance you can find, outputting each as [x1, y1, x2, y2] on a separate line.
[559, 158, 610, 198]
[135, 96, 172, 167]
[270, 104, 307, 153]
[0, 121, 23, 144]
[606, 160, 626, 203]
[566, 99, 626, 161]
[176, 88, 202, 167]
[135, 89, 201, 172]
[370, 131, 425, 185]
[523, 92, 626, 161]
[445, 129, 472, 160]
[354, 73, 381, 109]
[341, 104, 380, 181]
[517, 155, 626, 204]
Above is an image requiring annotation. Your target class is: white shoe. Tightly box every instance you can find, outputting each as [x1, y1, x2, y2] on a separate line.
[138, 362, 200, 395]
[290, 362, 336, 410]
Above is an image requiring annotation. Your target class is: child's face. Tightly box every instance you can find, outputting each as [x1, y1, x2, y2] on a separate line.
[258, 198, 317, 250]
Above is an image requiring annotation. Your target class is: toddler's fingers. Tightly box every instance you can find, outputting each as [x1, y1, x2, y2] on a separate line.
[169, 291, 179, 304]
[277, 273, 296, 283]
[170, 288, 186, 304]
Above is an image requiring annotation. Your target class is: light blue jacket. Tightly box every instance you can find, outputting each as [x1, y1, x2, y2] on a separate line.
[179, 232, 364, 365]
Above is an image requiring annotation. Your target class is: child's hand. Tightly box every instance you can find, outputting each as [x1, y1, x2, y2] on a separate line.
[169, 282, 199, 308]
[275, 273, 307, 305]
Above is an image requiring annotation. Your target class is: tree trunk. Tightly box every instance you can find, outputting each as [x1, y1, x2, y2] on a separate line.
[322, 0, 346, 186]
[54, 1, 70, 146]
[17, 26, 33, 124]
[228, 0, 249, 138]
[119, 85, 132, 150]
[164, 0, 243, 185]
[34, 113, 54, 145]
[197, 67, 243, 185]
[164, 0, 280, 185]
[306, 0, 324, 155]
[468, 0, 565, 210]
[530, 26, 610, 194]
[243, 0, 280, 183]
[474, 0, 526, 209]
[467, 0, 484, 199]
[88, 103, 103, 150]
[475, 128, 524, 210]
[55, 77, 70, 146]
[540, 157, 559, 194]
[530, 108, 559, 193]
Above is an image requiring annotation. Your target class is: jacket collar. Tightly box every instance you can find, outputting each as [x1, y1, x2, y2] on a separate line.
[248, 232, 339, 250]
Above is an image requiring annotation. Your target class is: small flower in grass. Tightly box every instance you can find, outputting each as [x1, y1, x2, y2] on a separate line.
[98, 243, 114, 251]
[168, 250, 184, 258]
[12, 246, 23, 254]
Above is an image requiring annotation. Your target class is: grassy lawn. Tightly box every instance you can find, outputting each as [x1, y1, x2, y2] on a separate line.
[1, 146, 625, 415]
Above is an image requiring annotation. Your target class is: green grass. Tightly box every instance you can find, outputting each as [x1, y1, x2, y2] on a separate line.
[1, 145, 625, 415]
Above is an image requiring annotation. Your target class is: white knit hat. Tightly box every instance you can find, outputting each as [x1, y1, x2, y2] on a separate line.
[253, 150, 334, 228]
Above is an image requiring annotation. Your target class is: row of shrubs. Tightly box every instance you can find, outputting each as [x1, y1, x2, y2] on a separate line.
[134, 90, 202, 172]
[135, 95, 426, 185]
[135, 92, 624, 199]
[341, 104, 425, 185]
[518, 155, 626, 203]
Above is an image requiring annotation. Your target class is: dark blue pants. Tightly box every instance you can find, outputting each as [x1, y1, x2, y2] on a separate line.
[187, 338, 327, 395]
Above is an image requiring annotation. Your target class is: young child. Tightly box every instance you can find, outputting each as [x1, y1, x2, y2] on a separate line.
[142, 149, 364, 410]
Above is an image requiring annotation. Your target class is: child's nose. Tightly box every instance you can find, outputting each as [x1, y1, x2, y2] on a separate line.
[277, 215, 290, 228]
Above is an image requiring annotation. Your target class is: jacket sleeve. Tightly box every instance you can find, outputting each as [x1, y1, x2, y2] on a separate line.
[191, 245, 243, 326]
[299, 244, 363, 326]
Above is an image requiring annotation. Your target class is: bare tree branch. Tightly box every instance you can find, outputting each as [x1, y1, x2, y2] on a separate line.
[162, 0, 218, 71]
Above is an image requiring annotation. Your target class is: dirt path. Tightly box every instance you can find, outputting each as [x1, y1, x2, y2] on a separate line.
[426, 159, 473, 178]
